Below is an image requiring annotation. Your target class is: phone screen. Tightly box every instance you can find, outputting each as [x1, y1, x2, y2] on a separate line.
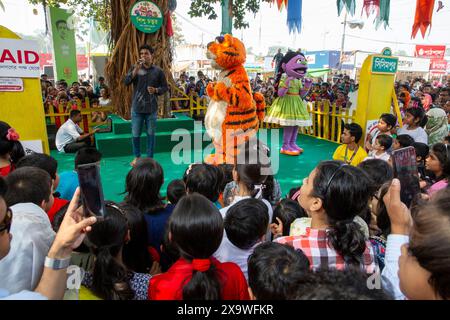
[77, 163, 106, 217]
[391, 146, 421, 208]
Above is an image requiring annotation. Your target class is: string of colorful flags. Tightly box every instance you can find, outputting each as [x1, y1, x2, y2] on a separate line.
[271, 0, 442, 39]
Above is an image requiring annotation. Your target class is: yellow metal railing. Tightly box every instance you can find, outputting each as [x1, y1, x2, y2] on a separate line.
[262, 100, 356, 143]
[45, 93, 353, 144]
[45, 98, 113, 133]
[169, 83, 208, 118]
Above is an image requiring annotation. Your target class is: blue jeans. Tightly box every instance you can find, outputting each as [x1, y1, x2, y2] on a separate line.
[131, 111, 157, 158]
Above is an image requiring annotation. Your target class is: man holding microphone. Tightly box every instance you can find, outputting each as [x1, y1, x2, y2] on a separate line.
[124, 44, 168, 166]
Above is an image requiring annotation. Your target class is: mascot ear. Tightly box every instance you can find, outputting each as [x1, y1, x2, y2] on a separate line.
[224, 34, 232, 43]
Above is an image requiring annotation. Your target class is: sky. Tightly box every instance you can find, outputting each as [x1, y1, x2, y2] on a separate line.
[1, 0, 450, 57]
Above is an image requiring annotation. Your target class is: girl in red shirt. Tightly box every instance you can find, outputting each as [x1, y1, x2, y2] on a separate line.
[148, 193, 250, 300]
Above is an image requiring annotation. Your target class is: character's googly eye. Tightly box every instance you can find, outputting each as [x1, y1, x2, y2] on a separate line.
[216, 36, 225, 44]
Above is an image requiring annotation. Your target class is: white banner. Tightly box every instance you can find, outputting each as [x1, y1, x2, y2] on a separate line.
[397, 56, 430, 72]
[21, 140, 43, 155]
[0, 38, 40, 78]
[305, 54, 316, 65]
[354, 52, 370, 69]
[0, 77, 23, 92]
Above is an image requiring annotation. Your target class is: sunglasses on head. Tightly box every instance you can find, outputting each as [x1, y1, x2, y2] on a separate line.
[0, 208, 12, 234]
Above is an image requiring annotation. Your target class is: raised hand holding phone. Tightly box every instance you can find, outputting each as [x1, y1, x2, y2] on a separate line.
[391, 146, 421, 208]
[76, 163, 106, 218]
[382, 179, 413, 235]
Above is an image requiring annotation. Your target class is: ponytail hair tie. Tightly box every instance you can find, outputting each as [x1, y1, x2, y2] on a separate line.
[192, 258, 211, 272]
[186, 163, 201, 176]
[254, 184, 266, 199]
[6, 128, 20, 141]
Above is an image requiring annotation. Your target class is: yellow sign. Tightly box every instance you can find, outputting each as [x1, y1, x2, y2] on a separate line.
[0, 25, 49, 154]
[355, 47, 401, 144]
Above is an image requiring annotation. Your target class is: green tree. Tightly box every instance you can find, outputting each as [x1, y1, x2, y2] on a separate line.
[188, 0, 271, 30]
[172, 14, 185, 47]
[28, 0, 110, 30]
[27, 0, 174, 119]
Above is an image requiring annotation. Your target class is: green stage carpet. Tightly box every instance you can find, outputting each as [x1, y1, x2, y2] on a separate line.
[51, 133, 339, 203]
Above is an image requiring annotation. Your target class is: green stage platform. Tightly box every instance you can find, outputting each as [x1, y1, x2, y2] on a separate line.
[52, 115, 339, 203]
[95, 114, 209, 157]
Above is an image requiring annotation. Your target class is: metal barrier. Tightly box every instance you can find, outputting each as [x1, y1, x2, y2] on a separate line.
[169, 84, 208, 118]
[45, 98, 113, 133]
[262, 100, 356, 143]
[45, 93, 354, 144]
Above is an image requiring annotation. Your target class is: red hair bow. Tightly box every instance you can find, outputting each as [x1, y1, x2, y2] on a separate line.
[6, 128, 20, 141]
[192, 259, 211, 272]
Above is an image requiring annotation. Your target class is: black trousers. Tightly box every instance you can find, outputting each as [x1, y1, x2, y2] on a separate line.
[64, 136, 93, 153]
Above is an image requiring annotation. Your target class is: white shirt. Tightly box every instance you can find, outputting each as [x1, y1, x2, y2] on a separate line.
[365, 151, 391, 162]
[0, 203, 55, 294]
[381, 234, 409, 300]
[214, 231, 260, 281]
[0, 289, 47, 300]
[397, 125, 428, 144]
[220, 196, 273, 242]
[55, 119, 84, 152]
[98, 97, 111, 107]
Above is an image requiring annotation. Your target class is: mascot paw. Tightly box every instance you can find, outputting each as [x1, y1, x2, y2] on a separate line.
[206, 82, 216, 98]
[206, 82, 229, 101]
[205, 153, 225, 165]
[253, 92, 265, 103]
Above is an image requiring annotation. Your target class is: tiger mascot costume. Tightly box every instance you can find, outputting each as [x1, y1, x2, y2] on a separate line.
[205, 34, 265, 164]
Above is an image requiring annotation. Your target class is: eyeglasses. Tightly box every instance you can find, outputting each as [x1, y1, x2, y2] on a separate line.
[0, 208, 12, 234]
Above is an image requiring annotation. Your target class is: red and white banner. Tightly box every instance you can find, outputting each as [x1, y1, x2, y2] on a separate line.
[0, 38, 40, 78]
[0, 77, 24, 92]
[430, 59, 448, 73]
[39, 53, 89, 71]
[415, 45, 446, 59]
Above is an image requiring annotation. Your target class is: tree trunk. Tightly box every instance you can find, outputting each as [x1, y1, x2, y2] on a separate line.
[105, 0, 174, 119]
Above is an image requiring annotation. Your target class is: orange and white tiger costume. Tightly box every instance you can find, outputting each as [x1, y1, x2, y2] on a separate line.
[205, 34, 265, 164]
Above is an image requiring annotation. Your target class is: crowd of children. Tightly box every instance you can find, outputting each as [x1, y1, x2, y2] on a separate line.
[1, 90, 450, 300]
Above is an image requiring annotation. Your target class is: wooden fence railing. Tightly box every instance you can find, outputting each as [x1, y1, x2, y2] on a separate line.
[44, 93, 354, 144]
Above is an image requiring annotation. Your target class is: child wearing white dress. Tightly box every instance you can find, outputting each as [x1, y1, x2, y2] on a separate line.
[364, 134, 392, 163]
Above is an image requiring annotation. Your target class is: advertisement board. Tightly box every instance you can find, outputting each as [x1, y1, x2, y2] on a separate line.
[0, 38, 40, 78]
[415, 45, 446, 59]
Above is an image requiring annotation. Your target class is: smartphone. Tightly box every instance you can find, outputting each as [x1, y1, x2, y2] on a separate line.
[77, 163, 106, 217]
[391, 146, 421, 208]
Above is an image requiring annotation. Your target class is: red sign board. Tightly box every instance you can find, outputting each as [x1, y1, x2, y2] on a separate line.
[430, 59, 448, 73]
[39, 53, 88, 71]
[415, 45, 446, 59]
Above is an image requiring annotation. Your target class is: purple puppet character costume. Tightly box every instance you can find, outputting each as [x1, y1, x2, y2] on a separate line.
[264, 51, 312, 156]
